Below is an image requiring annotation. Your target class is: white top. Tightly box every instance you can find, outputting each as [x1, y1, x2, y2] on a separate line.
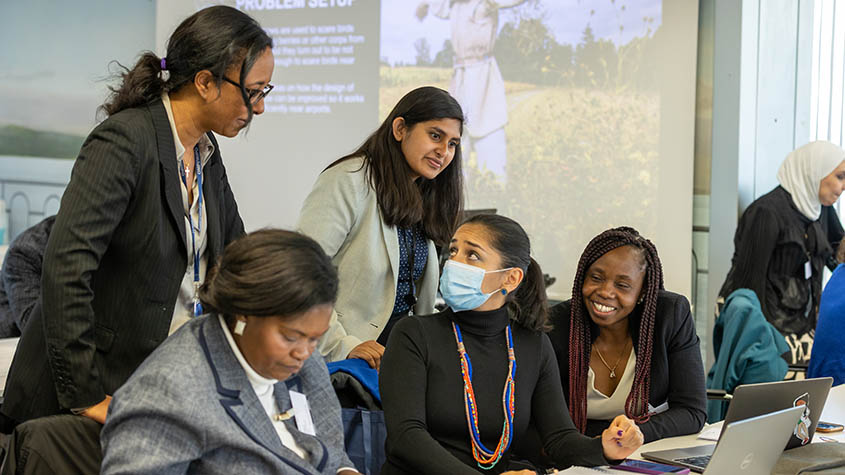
[217, 315, 308, 459]
[162, 93, 214, 334]
[586, 350, 636, 421]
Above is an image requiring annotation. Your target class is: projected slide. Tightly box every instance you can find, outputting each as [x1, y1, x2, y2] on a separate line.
[381, 0, 662, 291]
[230, 0, 380, 159]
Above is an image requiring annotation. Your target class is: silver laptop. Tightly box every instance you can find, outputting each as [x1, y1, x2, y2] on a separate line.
[643, 405, 805, 474]
[718, 377, 832, 449]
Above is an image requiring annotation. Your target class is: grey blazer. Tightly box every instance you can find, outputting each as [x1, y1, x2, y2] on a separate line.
[297, 157, 439, 362]
[101, 315, 354, 475]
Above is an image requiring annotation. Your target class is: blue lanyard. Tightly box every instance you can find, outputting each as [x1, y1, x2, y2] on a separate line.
[179, 145, 204, 316]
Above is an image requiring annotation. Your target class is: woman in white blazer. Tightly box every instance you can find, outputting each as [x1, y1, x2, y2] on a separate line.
[298, 86, 465, 368]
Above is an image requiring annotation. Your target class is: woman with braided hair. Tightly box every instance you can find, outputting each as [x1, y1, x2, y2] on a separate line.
[548, 227, 706, 443]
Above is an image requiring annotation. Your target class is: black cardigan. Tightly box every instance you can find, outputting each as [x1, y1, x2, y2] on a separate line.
[548, 290, 706, 443]
[718, 186, 844, 336]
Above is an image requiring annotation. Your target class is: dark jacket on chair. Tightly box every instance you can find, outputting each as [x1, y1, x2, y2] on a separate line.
[0, 98, 244, 427]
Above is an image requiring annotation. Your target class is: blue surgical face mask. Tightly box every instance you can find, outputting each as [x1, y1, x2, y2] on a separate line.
[439, 260, 511, 312]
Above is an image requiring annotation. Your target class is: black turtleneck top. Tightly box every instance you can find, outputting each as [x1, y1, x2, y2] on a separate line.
[379, 307, 608, 474]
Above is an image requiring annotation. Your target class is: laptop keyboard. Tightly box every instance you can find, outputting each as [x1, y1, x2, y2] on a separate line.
[675, 454, 712, 469]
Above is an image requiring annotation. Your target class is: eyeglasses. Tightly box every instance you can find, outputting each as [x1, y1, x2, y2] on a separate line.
[222, 77, 273, 105]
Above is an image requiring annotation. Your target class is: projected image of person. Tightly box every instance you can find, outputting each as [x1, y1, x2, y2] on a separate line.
[298, 86, 464, 368]
[547, 227, 706, 443]
[0, 5, 273, 459]
[718, 141, 845, 365]
[416, 0, 526, 183]
[379, 215, 643, 474]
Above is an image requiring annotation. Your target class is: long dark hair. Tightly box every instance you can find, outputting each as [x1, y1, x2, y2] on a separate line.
[100, 6, 272, 121]
[331, 86, 464, 246]
[462, 214, 549, 332]
[200, 229, 338, 321]
[568, 226, 664, 432]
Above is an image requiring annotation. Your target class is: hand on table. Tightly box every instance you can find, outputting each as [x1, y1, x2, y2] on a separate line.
[347, 340, 385, 370]
[601, 414, 644, 461]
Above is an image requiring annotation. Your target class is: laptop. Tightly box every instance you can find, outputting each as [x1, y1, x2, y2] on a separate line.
[643, 405, 805, 474]
[718, 377, 833, 449]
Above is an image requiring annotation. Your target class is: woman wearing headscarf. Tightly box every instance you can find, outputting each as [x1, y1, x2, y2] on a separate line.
[718, 141, 845, 363]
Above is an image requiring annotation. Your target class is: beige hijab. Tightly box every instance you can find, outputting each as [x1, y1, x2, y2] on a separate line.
[777, 141, 845, 220]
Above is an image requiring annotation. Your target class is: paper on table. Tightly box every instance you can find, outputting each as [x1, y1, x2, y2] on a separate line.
[557, 467, 626, 474]
[697, 422, 723, 441]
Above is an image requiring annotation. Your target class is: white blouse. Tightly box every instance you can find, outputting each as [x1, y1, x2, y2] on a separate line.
[586, 350, 636, 421]
[218, 315, 308, 459]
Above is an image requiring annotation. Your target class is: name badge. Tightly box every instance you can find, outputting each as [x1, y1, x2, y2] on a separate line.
[289, 390, 316, 436]
[804, 261, 812, 280]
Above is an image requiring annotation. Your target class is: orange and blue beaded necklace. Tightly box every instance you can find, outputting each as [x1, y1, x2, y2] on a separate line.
[451, 321, 517, 470]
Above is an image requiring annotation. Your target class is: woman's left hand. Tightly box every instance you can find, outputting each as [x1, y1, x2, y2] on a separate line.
[600, 415, 644, 461]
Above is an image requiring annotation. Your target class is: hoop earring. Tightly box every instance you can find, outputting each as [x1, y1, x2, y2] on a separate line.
[234, 319, 246, 336]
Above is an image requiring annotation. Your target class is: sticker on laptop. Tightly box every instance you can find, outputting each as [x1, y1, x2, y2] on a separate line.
[793, 392, 812, 445]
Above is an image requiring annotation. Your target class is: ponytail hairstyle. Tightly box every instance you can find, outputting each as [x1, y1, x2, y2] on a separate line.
[462, 214, 550, 332]
[199, 229, 338, 323]
[329, 86, 465, 246]
[568, 226, 664, 432]
[100, 6, 272, 121]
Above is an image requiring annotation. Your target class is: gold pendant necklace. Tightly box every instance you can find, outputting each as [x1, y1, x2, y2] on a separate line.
[593, 339, 630, 379]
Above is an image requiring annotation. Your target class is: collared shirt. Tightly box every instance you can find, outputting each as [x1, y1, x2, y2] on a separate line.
[161, 93, 213, 335]
[217, 316, 357, 474]
[218, 315, 309, 460]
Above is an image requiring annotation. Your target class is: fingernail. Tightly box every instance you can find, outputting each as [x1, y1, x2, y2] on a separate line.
[617, 430, 623, 437]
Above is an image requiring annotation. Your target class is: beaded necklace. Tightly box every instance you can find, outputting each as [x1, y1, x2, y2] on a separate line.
[451, 320, 517, 470]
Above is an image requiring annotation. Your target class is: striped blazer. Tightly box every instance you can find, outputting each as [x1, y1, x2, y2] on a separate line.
[1, 98, 244, 426]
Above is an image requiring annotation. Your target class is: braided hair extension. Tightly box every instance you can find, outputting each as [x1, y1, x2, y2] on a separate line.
[568, 227, 664, 432]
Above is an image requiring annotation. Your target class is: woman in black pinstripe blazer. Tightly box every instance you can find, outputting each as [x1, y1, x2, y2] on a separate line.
[1, 6, 274, 433]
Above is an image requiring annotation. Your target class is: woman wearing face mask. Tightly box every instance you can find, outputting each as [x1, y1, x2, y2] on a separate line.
[547, 227, 706, 443]
[297, 86, 464, 368]
[379, 214, 643, 474]
[100, 230, 360, 475]
[718, 141, 845, 364]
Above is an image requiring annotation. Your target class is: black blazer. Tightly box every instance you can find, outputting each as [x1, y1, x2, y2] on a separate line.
[548, 290, 706, 443]
[1, 99, 244, 426]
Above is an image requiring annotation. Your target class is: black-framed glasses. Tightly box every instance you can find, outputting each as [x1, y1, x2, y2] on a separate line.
[222, 77, 273, 105]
